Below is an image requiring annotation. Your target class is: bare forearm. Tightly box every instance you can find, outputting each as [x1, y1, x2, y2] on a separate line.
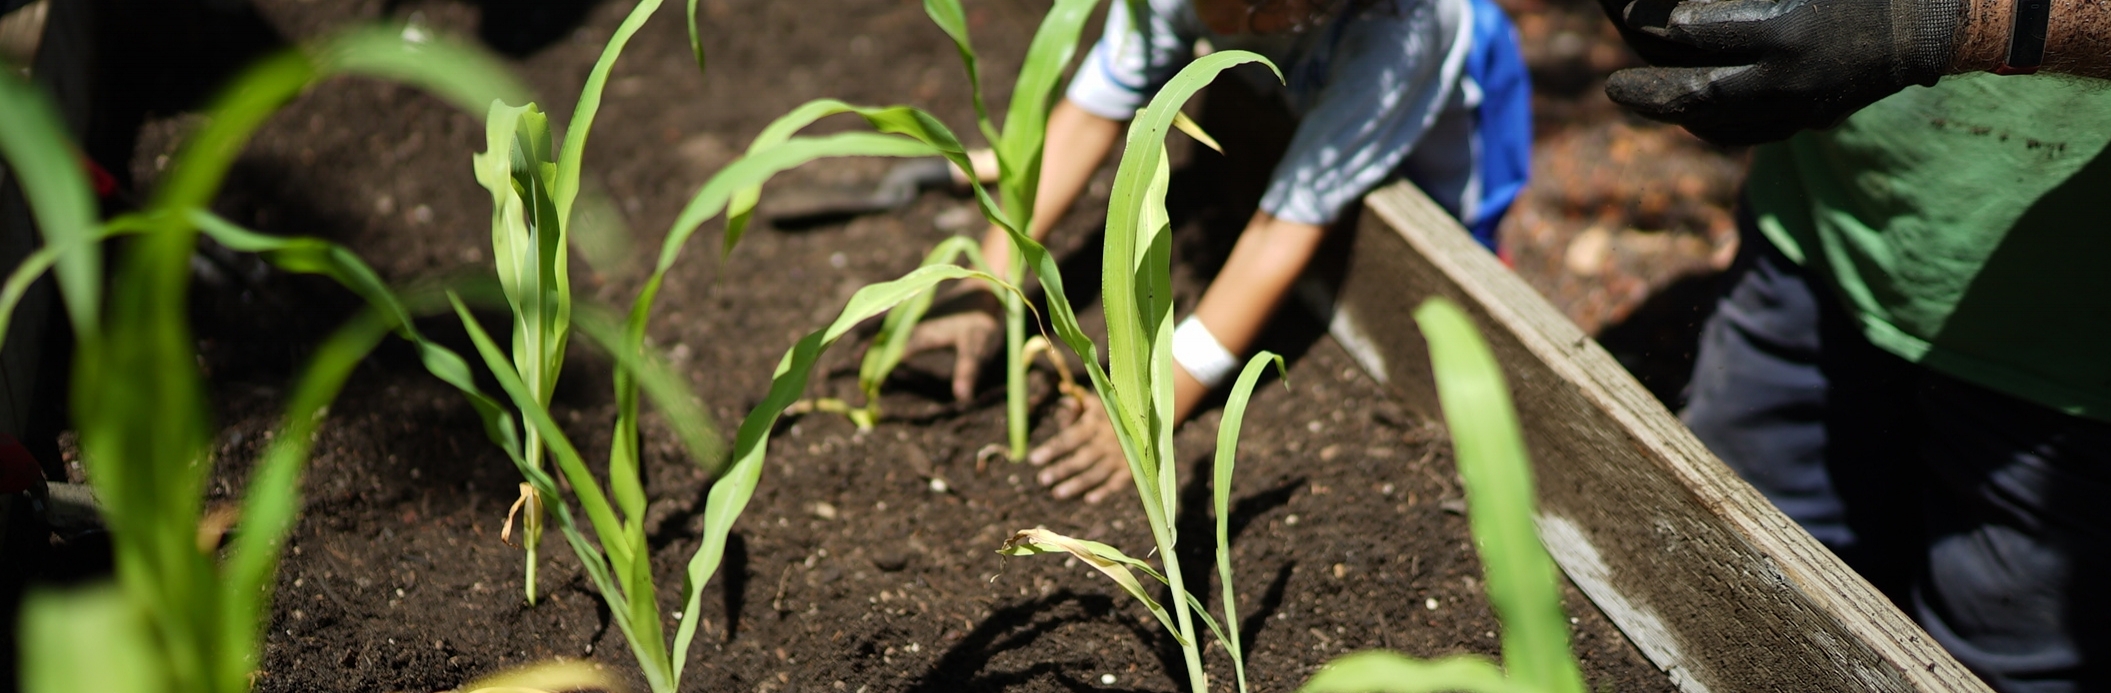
[981, 99, 1124, 278]
[1171, 211, 1328, 423]
[1953, 0, 2111, 77]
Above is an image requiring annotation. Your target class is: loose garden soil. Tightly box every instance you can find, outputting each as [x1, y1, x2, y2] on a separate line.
[13, 0, 1741, 689]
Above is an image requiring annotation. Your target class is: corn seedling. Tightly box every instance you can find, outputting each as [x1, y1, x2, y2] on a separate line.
[1296, 298, 1585, 693]
[476, 99, 570, 605]
[468, 0, 707, 604]
[677, 14, 1269, 692]
[929, 0, 1106, 461]
[424, 5, 1035, 691]
[990, 46, 1593, 688]
[0, 28, 524, 693]
[448, 263, 1003, 693]
[713, 0, 1110, 457]
[987, 50, 1283, 693]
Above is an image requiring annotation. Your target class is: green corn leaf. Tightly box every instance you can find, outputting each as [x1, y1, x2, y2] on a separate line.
[70, 214, 218, 692]
[307, 26, 530, 116]
[157, 28, 525, 216]
[856, 236, 995, 408]
[716, 98, 870, 252]
[477, 100, 534, 330]
[187, 209, 525, 466]
[0, 71, 100, 337]
[992, 51, 1278, 693]
[1082, 54, 1282, 567]
[619, 131, 942, 509]
[1300, 651, 1537, 693]
[0, 221, 128, 351]
[448, 297, 633, 584]
[216, 308, 394, 686]
[669, 263, 1003, 681]
[994, 0, 1101, 220]
[184, 211, 578, 690]
[1100, 51, 1275, 452]
[7, 24, 525, 693]
[665, 131, 931, 272]
[1215, 352, 1285, 693]
[449, 294, 675, 692]
[1143, 149, 1178, 523]
[569, 308, 723, 479]
[730, 101, 1123, 454]
[923, 0, 1102, 463]
[920, 0, 998, 145]
[19, 584, 166, 693]
[554, 0, 663, 227]
[631, 126, 970, 460]
[699, 100, 1113, 423]
[682, 0, 709, 73]
[1413, 298, 1584, 693]
[711, 102, 975, 257]
[474, 98, 570, 602]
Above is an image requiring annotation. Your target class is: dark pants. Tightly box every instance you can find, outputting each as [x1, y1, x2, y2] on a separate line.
[1683, 220, 2111, 693]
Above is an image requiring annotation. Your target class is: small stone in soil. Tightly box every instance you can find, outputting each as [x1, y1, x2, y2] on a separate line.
[873, 552, 908, 572]
[1101, 674, 1117, 685]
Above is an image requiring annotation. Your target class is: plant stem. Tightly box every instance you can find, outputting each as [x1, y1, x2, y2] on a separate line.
[1151, 518, 1209, 693]
[1004, 245, 1029, 461]
[523, 431, 543, 604]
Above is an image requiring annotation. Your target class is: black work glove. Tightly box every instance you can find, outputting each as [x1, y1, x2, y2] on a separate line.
[1598, 0, 1722, 67]
[1603, 0, 1964, 146]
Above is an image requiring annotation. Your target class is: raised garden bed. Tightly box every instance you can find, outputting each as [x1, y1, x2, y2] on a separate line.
[0, 0, 1989, 692]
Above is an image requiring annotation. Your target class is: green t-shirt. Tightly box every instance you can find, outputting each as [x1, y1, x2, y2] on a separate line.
[1747, 72, 2111, 421]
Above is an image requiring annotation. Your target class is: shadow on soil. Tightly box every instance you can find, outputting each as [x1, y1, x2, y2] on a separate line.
[905, 591, 1133, 692]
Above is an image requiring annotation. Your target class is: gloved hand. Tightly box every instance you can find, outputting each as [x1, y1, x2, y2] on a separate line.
[1597, 0, 1723, 67]
[1603, 0, 1964, 146]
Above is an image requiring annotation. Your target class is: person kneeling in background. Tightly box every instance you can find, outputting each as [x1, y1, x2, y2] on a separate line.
[907, 0, 1532, 503]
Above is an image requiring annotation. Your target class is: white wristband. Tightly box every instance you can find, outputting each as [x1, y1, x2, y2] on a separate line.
[1172, 316, 1239, 389]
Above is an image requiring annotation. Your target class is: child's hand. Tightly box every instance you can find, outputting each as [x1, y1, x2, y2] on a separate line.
[903, 310, 1002, 402]
[1030, 393, 1131, 503]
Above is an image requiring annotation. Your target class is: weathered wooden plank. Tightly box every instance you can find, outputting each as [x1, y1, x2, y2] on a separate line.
[1321, 181, 1988, 693]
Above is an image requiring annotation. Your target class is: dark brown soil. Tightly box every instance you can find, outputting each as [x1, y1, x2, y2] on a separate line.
[19, 0, 1738, 690]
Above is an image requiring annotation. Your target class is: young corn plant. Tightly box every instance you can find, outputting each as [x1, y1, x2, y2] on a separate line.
[551, 6, 1239, 688]
[470, 0, 691, 603]
[476, 100, 571, 605]
[427, 5, 1032, 691]
[990, 52, 1285, 693]
[992, 49, 1593, 688]
[0, 28, 527, 693]
[448, 257, 998, 693]
[717, 0, 1112, 457]
[1297, 297, 1586, 693]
